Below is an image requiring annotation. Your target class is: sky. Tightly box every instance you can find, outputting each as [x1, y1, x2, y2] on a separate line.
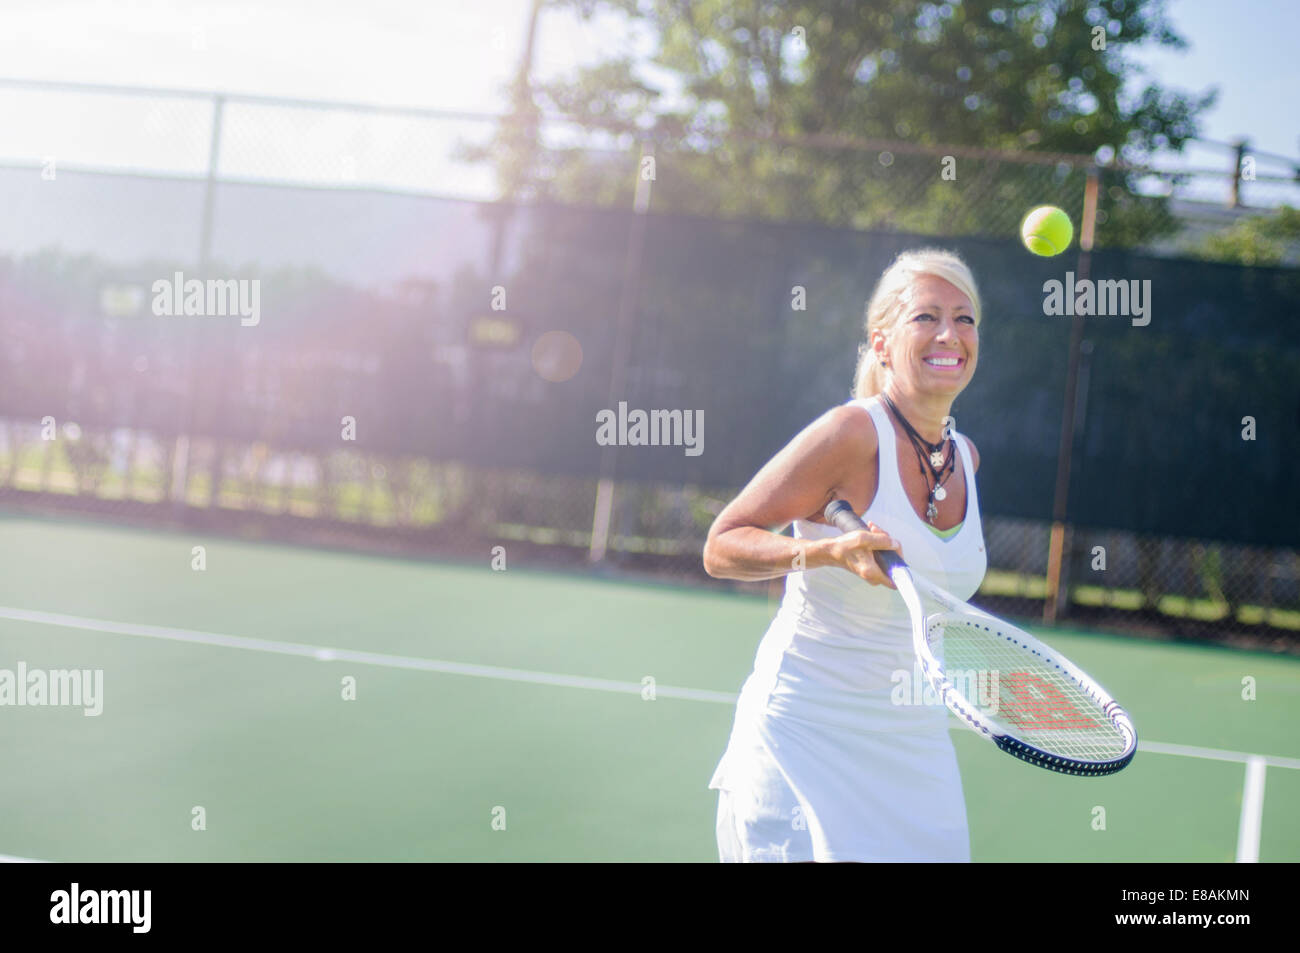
[0, 0, 1294, 197]
[1124, 0, 1298, 159]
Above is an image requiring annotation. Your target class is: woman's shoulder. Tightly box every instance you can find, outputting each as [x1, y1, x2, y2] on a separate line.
[818, 399, 880, 455]
[773, 401, 880, 483]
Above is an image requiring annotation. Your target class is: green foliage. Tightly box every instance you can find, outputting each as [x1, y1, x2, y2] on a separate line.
[1194, 206, 1300, 267]
[481, 0, 1212, 246]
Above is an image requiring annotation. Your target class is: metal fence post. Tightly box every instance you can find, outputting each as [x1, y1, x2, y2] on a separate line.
[1229, 139, 1248, 209]
[589, 143, 653, 563]
[170, 93, 225, 510]
[1044, 166, 1100, 625]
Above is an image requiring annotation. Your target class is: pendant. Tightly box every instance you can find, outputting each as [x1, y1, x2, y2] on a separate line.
[926, 499, 938, 523]
[929, 450, 944, 469]
[934, 485, 947, 502]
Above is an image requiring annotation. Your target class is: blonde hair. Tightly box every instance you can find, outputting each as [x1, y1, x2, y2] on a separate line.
[851, 248, 982, 399]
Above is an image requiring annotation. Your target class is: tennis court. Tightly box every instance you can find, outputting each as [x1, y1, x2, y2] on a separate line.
[2, 512, 1295, 863]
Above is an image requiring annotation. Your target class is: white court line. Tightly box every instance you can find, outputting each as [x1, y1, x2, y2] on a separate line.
[0, 605, 735, 704]
[1235, 756, 1267, 864]
[1137, 740, 1300, 771]
[2, 604, 1298, 768]
[0, 853, 46, 862]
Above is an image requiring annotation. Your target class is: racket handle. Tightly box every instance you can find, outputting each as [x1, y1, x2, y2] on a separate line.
[823, 500, 906, 574]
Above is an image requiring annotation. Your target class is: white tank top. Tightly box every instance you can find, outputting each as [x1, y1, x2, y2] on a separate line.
[734, 396, 988, 732]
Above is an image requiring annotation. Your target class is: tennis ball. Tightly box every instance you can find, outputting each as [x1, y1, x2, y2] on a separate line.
[1020, 206, 1074, 256]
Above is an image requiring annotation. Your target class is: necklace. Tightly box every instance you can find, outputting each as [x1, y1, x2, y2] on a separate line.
[883, 394, 948, 467]
[882, 394, 955, 524]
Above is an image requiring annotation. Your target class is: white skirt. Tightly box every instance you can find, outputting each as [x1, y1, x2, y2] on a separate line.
[709, 699, 971, 863]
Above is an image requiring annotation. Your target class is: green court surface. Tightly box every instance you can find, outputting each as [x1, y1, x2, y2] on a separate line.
[0, 512, 1296, 862]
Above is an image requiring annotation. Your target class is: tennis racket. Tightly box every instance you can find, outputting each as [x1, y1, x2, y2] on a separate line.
[824, 499, 1137, 776]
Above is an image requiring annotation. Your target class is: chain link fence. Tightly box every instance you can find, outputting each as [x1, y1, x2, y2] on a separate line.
[0, 78, 1297, 651]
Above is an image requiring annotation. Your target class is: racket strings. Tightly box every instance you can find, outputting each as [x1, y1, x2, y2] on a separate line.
[929, 619, 1130, 763]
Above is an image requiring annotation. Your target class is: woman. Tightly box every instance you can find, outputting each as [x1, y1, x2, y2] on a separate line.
[702, 248, 986, 863]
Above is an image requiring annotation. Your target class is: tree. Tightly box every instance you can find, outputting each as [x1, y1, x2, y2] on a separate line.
[481, 0, 1214, 245]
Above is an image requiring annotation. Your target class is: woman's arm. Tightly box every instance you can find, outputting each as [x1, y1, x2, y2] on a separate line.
[702, 405, 901, 588]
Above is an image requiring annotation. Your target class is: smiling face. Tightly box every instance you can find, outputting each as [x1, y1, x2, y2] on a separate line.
[872, 273, 979, 401]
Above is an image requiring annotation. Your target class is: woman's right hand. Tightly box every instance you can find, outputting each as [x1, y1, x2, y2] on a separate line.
[823, 521, 903, 589]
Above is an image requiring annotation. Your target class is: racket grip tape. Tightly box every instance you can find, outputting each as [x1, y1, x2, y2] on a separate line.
[823, 500, 906, 574]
